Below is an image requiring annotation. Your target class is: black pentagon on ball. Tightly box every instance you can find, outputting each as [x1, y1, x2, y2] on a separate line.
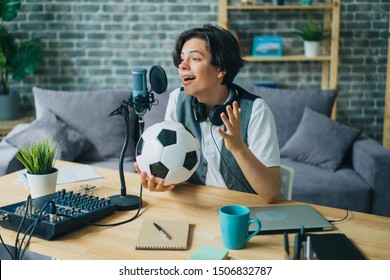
[183, 151, 198, 171]
[157, 129, 176, 147]
[149, 162, 169, 179]
[136, 137, 144, 156]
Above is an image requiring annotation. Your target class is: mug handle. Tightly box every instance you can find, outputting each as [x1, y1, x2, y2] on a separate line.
[247, 218, 262, 241]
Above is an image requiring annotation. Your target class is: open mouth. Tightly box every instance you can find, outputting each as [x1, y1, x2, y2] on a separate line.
[182, 75, 196, 82]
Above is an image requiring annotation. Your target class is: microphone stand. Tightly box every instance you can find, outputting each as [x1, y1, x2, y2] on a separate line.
[108, 100, 142, 211]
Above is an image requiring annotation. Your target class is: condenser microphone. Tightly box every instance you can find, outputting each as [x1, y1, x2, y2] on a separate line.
[108, 65, 167, 211]
[131, 67, 149, 116]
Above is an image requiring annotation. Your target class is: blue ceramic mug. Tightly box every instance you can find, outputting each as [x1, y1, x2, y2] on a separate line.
[219, 205, 261, 250]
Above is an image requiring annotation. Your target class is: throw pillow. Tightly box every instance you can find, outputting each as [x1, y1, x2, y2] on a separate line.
[33, 87, 137, 162]
[5, 111, 90, 161]
[235, 83, 337, 148]
[280, 107, 361, 171]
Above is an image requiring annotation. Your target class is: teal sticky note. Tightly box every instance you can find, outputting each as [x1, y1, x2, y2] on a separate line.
[190, 245, 229, 260]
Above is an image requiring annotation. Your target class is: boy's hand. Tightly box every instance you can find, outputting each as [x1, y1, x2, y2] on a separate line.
[134, 162, 176, 192]
[217, 101, 246, 153]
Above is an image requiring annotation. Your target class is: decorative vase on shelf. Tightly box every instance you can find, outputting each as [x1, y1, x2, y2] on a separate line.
[303, 41, 320, 57]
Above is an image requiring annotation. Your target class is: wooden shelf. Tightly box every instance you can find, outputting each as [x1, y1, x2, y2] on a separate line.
[227, 5, 333, 11]
[244, 54, 331, 62]
[218, 0, 340, 91]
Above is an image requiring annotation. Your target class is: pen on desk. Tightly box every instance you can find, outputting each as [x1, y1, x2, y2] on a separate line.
[153, 223, 171, 239]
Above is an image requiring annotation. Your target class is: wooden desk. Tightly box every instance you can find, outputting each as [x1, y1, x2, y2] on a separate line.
[1, 161, 389, 260]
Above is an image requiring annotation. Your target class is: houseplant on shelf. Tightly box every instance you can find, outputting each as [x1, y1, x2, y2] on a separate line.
[0, 0, 43, 120]
[16, 139, 59, 198]
[294, 17, 331, 58]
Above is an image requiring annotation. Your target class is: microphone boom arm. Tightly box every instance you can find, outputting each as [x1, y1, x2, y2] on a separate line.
[108, 100, 142, 211]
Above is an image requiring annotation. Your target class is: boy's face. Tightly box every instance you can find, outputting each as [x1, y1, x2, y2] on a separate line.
[179, 38, 225, 101]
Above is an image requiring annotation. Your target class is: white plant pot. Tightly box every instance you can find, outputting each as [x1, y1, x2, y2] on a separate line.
[304, 41, 320, 58]
[26, 168, 58, 198]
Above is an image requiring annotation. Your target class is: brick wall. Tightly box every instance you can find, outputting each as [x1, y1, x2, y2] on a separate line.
[4, 0, 389, 143]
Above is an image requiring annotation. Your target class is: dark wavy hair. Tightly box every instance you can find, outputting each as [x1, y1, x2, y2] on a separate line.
[172, 24, 246, 85]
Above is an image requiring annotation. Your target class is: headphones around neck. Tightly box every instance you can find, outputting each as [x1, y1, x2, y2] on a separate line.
[191, 88, 238, 126]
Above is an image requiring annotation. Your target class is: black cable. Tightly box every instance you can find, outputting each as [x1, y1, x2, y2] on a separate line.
[6, 158, 143, 259]
[18, 201, 54, 260]
[18, 215, 48, 260]
[0, 234, 14, 260]
[210, 124, 250, 191]
[58, 184, 143, 227]
[14, 194, 32, 260]
[328, 209, 349, 223]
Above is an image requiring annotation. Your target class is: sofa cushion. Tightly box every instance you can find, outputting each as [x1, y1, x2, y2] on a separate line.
[238, 83, 337, 148]
[281, 158, 371, 213]
[33, 87, 137, 162]
[5, 110, 90, 161]
[281, 107, 361, 171]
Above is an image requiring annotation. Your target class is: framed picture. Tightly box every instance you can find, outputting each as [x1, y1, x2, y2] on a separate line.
[252, 36, 283, 57]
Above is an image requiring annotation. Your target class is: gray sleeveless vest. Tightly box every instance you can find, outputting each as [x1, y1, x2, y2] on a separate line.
[176, 84, 259, 194]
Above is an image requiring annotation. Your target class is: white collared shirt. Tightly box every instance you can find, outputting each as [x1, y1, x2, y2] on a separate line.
[164, 88, 280, 189]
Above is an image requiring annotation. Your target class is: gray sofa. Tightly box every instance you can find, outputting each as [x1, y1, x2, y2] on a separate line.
[1, 85, 389, 217]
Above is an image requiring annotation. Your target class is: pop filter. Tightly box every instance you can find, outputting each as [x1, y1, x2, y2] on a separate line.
[149, 65, 168, 94]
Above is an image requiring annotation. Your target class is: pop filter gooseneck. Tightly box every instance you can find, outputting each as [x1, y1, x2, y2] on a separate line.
[108, 65, 167, 211]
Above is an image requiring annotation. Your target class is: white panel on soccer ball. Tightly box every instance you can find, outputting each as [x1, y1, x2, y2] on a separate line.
[176, 129, 200, 152]
[142, 139, 163, 161]
[160, 145, 185, 169]
[160, 120, 184, 131]
[165, 167, 192, 185]
[141, 123, 163, 141]
[137, 140, 164, 175]
[136, 154, 151, 175]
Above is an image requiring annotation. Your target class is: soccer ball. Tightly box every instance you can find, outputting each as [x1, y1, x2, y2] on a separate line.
[136, 121, 200, 186]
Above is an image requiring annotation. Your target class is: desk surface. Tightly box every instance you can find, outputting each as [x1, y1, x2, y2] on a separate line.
[1, 161, 389, 260]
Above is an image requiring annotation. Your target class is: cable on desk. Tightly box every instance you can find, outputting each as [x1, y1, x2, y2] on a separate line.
[18, 201, 54, 260]
[14, 194, 32, 260]
[59, 183, 143, 227]
[1, 184, 143, 259]
[328, 209, 349, 223]
[0, 234, 14, 260]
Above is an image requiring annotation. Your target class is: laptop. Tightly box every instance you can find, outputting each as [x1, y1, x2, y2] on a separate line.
[249, 204, 333, 234]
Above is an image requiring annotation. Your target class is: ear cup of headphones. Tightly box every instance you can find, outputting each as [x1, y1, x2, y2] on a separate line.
[209, 105, 227, 126]
[192, 99, 208, 123]
[191, 88, 238, 126]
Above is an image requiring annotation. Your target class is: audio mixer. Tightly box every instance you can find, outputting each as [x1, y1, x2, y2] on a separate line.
[0, 189, 117, 240]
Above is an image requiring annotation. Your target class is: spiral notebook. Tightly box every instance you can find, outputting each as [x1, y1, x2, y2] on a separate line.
[135, 220, 190, 250]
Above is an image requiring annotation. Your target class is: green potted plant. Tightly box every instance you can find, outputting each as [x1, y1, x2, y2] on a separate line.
[0, 0, 43, 120]
[294, 17, 331, 57]
[16, 139, 59, 198]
